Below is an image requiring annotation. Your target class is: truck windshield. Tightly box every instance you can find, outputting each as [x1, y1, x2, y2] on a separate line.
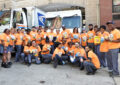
[45, 16, 81, 28]
[0, 10, 11, 26]
[62, 16, 80, 28]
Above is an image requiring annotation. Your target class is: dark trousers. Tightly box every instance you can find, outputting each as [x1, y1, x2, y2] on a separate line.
[54, 54, 68, 65]
[42, 54, 52, 64]
[84, 61, 97, 73]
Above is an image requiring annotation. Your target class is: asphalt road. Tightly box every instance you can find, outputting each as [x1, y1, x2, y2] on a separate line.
[0, 54, 119, 85]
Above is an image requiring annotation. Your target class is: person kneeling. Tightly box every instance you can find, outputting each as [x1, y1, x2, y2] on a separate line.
[22, 41, 41, 66]
[84, 46, 100, 75]
[52, 44, 68, 68]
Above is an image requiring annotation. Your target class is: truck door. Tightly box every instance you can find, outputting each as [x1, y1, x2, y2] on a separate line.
[10, 8, 27, 29]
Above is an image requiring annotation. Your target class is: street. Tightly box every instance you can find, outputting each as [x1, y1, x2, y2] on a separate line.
[0, 55, 119, 85]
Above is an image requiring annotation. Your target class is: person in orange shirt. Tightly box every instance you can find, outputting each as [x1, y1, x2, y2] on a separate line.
[106, 21, 120, 76]
[93, 25, 102, 67]
[61, 39, 68, 52]
[47, 28, 56, 54]
[99, 25, 109, 68]
[70, 43, 87, 70]
[30, 26, 37, 41]
[36, 29, 42, 47]
[41, 28, 48, 49]
[61, 26, 71, 39]
[54, 29, 62, 49]
[84, 45, 100, 75]
[87, 24, 95, 51]
[81, 29, 87, 49]
[41, 40, 52, 64]
[52, 43, 68, 68]
[71, 27, 81, 44]
[21, 42, 31, 65]
[67, 42, 75, 56]
[1, 29, 11, 68]
[23, 29, 31, 46]
[27, 41, 41, 66]
[15, 29, 24, 62]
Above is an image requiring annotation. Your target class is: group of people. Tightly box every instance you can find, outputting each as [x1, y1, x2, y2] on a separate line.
[0, 21, 120, 76]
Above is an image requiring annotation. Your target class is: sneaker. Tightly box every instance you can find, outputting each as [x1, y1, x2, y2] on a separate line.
[27, 63, 31, 67]
[109, 72, 113, 77]
[86, 72, 93, 75]
[1, 62, 10, 68]
[8, 62, 12, 66]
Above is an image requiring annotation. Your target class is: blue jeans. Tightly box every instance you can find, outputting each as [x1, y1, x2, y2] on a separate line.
[94, 45, 102, 66]
[54, 54, 68, 65]
[9, 45, 13, 52]
[100, 52, 107, 67]
[15, 45, 22, 62]
[28, 54, 41, 64]
[107, 49, 119, 75]
[0, 44, 4, 54]
[50, 45, 54, 54]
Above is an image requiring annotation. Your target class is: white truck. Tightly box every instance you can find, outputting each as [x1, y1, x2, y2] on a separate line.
[0, 7, 82, 33]
[45, 10, 82, 33]
[0, 7, 45, 33]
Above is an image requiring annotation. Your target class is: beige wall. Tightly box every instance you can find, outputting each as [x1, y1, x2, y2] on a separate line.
[0, 0, 99, 27]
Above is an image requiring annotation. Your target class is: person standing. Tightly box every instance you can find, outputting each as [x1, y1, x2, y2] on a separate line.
[106, 21, 120, 77]
[87, 24, 95, 51]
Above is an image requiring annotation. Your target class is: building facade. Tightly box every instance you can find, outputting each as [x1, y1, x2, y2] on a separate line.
[1, 0, 120, 28]
[100, 0, 120, 28]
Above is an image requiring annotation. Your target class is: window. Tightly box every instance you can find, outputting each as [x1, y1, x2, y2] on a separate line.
[0, 10, 11, 26]
[113, 0, 120, 13]
[112, 0, 120, 20]
[62, 16, 81, 28]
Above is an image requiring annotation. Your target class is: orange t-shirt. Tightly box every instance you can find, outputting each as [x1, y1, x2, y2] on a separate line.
[41, 44, 51, 54]
[74, 47, 87, 58]
[71, 33, 81, 43]
[52, 48, 65, 59]
[30, 46, 41, 56]
[68, 45, 75, 52]
[41, 32, 47, 45]
[81, 33, 87, 46]
[23, 34, 31, 46]
[2, 34, 10, 47]
[47, 32, 56, 45]
[36, 34, 42, 44]
[0, 33, 5, 44]
[108, 29, 120, 49]
[68, 45, 75, 56]
[24, 46, 31, 52]
[87, 50, 100, 69]
[87, 31, 95, 43]
[15, 33, 24, 45]
[30, 31, 37, 41]
[56, 33, 62, 43]
[61, 29, 71, 39]
[100, 31, 109, 52]
[9, 34, 16, 46]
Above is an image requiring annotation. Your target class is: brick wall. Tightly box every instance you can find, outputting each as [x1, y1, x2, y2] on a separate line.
[100, 0, 120, 28]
